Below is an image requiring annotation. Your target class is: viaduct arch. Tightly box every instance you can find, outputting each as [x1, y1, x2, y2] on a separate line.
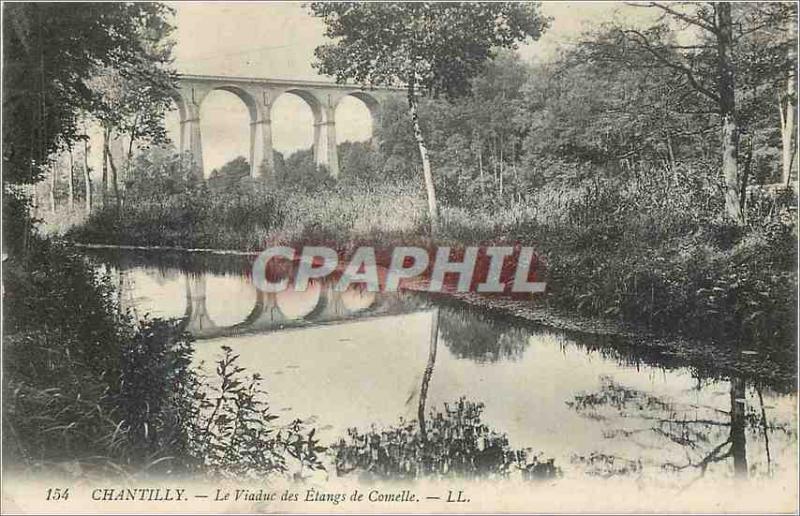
[173, 74, 398, 179]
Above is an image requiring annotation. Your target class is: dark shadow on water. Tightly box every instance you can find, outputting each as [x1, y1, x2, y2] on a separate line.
[426, 293, 795, 394]
[439, 306, 529, 363]
[339, 313, 559, 482]
[82, 245, 257, 277]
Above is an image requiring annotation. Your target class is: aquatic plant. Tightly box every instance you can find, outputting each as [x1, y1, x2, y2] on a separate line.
[332, 397, 560, 481]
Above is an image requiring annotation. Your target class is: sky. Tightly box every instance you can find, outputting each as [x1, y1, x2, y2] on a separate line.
[165, 2, 655, 173]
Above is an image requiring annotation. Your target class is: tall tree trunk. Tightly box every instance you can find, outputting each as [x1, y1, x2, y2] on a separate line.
[717, 3, 744, 224]
[408, 81, 438, 232]
[123, 118, 138, 209]
[127, 119, 137, 178]
[729, 376, 748, 478]
[499, 139, 504, 199]
[780, 74, 796, 186]
[739, 131, 755, 220]
[418, 308, 439, 442]
[67, 147, 75, 211]
[106, 139, 120, 212]
[83, 136, 92, 215]
[48, 165, 56, 213]
[478, 144, 484, 194]
[102, 127, 109, 206]
[666, 132, 676, 171]
[492, 139, 498, 190]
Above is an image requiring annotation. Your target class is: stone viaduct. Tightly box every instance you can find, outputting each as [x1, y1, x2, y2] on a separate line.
[173, 74, 400, 179]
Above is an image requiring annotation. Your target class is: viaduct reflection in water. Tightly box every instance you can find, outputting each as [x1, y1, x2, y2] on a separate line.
[152, 271, 426, 340]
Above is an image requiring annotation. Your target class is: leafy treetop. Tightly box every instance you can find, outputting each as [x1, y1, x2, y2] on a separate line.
[310, 2, 550, 98]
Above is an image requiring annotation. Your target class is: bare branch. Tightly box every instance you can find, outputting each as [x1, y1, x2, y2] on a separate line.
[647, 2, 718, 34]
[620, 29, 720, 104]
[665, 44, 712, 50]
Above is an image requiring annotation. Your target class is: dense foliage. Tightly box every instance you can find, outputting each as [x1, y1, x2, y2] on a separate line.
[310, 2, 550, 227]
[3, 3, 174, 186]
[333, 398, 560, 480]
[2, 237, 323, 478]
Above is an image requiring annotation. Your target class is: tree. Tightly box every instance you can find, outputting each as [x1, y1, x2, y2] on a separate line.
[603, 2, 799, 224]
[576, 2, 798, 223]
[80, 119, 93, 215]
[210, 156, 250, 180]
[3, 3, 173, 186]
[418, 51, 531, 207]
[337, 141, 384, 185]
[309, 2, 549, 232]
[732, 3, 797, 187]
[521, 29, 719, 180]
[3, 3, 176, 251]
[715, 3, 742, 224]
[82, 138, 93, 215]
[468, 51, 530, 201]
[208, 156, 250, 191]
[123, 146, 197, 202]
[372, 96, 421, 182]
[89, 7, 176, 211]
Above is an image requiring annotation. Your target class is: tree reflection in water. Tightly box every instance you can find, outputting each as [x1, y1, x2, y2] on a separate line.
[418, 308, 439, 442]
[439, 306, 529, 363]
[333, 397, 560, 481]
[567, 375, 793, 483]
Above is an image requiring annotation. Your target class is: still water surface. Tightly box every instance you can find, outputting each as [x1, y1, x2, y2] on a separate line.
[87, 249, 797, 489]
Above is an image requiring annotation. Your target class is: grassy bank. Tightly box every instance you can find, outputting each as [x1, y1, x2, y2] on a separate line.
[69, 179, 429, 250]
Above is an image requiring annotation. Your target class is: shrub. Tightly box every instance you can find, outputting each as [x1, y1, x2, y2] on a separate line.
[333, 398, 560, 481]
[186, 346, 325, 479]
[3, 235, 322, 479]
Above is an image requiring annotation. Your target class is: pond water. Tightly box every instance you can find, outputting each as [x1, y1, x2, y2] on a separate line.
[86, 248, 797, 490]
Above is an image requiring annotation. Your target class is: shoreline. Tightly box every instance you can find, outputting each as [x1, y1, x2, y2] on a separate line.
[416, 289, 796, 392]
[72, 242, 263, 256]
[72, 241, 796, 392]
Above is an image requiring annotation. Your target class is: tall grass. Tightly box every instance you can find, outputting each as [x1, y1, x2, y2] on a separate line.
[68, 180, 428, 251]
